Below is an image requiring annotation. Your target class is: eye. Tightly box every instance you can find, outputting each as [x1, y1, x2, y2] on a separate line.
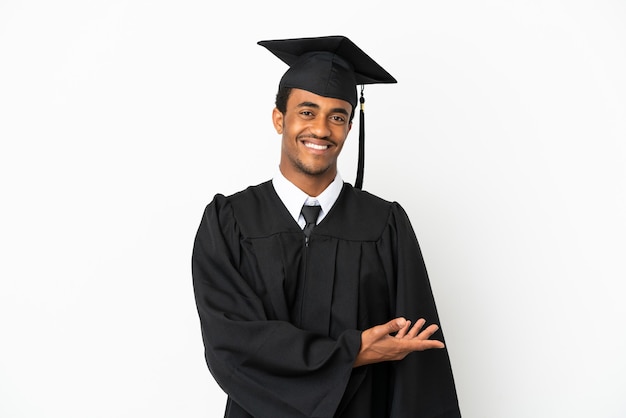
[330, 115, 346, 124]
[299, 110, 314, 118]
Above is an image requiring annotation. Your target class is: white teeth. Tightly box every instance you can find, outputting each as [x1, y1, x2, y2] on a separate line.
[304, 142, 328, 150]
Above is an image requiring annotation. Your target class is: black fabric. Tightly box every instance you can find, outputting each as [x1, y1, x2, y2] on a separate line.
[257, 36, 397, 108]
[192, 181, 461, 418]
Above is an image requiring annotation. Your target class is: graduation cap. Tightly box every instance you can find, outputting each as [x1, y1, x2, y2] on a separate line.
[258, 35, 397, 189]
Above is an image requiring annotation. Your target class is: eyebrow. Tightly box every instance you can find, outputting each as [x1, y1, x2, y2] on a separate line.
[297, 101, 350, 116]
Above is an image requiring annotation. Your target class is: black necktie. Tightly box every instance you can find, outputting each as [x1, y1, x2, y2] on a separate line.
[301, 205, 321, 239]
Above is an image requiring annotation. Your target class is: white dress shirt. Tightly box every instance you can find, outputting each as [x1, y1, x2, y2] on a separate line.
[271, 169, 344, 229]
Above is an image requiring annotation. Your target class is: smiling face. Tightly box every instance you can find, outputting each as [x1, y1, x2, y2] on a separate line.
[273, 88, 353, 194]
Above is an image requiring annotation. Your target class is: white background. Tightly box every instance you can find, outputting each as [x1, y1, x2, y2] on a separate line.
[1, 1, 625, 417]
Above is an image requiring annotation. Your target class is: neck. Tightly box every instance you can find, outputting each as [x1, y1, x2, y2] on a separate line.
[279, 165, 335, 197]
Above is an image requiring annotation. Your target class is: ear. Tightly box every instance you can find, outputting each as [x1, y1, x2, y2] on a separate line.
[272, 108, 284, 134]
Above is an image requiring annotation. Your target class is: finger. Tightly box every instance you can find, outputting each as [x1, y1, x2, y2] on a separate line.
[369, 317, 406, 340]
[417, 324, 440, 340]
[389, 317, 407, 334]
[417, 339, 445, 350]
[407, 318, 426, 338]
[395, 320, 411, 338]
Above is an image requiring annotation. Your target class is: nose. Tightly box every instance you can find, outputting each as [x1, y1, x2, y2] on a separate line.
[309, 117, 332, 139]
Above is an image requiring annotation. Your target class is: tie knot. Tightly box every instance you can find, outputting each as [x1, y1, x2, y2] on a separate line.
[301, 205, 321, 225]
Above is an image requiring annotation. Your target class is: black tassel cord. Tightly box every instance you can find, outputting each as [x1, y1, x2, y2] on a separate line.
[354, 85, 365, 190]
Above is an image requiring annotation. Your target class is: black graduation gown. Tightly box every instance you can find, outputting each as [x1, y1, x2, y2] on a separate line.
[192, 181, 461, 418]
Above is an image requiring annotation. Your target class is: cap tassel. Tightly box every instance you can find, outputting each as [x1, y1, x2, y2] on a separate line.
[354, 85, 365, 190]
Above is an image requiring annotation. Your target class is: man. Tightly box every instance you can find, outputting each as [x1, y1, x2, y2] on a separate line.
[192, 35, 461, 417]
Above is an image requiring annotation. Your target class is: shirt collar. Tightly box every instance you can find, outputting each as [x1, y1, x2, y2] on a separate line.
[272, 169, 344, 226]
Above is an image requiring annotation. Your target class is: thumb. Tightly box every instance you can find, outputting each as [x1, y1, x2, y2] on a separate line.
[386, 317, 407, 333]
[364, 318, 408, 343]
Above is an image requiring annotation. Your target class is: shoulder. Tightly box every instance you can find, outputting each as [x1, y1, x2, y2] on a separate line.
[338, 183, 409, 219]
[206, 181, 275, 215]
[341, 184, 393, 209]
[317, 183, 411, 241]
[214, 180, 273, 205]
[205, 181, 295, 238]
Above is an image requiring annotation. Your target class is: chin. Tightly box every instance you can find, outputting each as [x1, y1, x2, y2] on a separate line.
[299, 164, 332, 177]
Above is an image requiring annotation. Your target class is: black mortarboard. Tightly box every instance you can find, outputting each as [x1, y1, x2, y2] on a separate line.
[258, 35, 397, 189]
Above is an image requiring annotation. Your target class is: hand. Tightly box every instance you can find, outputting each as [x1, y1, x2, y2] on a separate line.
[353, 317, 444, 368]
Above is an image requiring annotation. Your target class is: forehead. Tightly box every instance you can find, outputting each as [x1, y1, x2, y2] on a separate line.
[287, 88, 353, 112]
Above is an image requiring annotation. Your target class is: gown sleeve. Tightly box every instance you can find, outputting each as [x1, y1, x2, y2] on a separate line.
[191, 196, 362, 418]
[384, 202, 462, 418]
